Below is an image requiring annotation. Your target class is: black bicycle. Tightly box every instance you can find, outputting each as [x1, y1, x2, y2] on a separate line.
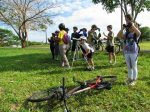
[27, 75, 117, 111]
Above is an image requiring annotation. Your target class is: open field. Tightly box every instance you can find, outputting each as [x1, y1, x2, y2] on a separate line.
[0, 43, 150, 112]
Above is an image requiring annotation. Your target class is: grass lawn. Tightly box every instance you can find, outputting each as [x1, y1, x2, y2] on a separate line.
[139, 41, 150, 50]
[0, 47, 150, 112]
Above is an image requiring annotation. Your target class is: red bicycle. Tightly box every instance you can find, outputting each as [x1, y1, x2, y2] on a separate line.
[27, 75, 117, 111]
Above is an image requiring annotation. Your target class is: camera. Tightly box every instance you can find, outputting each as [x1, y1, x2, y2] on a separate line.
[97, 28, 100, 31]
[80, 28, 87, 32]
[123, 22, 132, 28]
[80, 28, 83, 31]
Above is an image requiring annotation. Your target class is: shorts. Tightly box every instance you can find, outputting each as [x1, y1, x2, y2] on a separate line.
[106, 46, 114, 53]
[87, 52, 94, 59]
[71, 42, 77, 51]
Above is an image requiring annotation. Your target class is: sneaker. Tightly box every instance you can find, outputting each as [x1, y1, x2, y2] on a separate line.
[61, 62, 64, 67]
[112, 61, 116, 65]
[129, 81, 136, 86]
[109, 60, 112, 64]
[86, 66, 91, 69]
[125, 79, 132, 85]
[91, 66, 95, 70]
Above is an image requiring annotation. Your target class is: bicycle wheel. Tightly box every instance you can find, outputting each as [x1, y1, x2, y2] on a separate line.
[115, 44, 120, 54]
[27, 87, 62, 102]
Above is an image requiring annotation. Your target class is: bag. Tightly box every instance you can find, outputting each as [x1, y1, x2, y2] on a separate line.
[63, 33, 69, 44]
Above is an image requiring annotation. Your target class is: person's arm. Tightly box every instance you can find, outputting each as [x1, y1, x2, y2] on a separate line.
[117, 28, 124, 39]
[131, 23, 141, 37]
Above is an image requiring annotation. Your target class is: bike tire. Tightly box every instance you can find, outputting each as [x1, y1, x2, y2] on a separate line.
[27, 87, 62, 102]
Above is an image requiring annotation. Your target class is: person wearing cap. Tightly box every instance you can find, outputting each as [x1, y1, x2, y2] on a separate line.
[48, 33, 55, 59]
[80, 36, 95, 70]
[87, 24, 98, 46]
[57, 23, 70, 68]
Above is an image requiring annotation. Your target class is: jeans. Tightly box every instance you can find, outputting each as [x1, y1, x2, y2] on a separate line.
[124, 53, 138, 80]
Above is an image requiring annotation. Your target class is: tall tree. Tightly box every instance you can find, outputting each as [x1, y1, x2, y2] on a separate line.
[0, 0, 57, 48]
[92, 0, 150, 21]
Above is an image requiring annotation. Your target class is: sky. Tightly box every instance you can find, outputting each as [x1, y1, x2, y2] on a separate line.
[0, 0, 150, 42]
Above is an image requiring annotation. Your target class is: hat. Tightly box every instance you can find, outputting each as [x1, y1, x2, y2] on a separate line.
[80, 36, 87, 41]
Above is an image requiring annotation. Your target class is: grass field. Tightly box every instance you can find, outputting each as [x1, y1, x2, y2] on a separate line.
[0, 42, 150, 112]
[139, 41, 150, 50]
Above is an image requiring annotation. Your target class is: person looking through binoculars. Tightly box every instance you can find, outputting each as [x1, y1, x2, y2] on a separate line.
[87, 24, 99, 46]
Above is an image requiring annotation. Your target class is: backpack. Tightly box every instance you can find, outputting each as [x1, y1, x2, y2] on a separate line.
[63, 33, 69, 44]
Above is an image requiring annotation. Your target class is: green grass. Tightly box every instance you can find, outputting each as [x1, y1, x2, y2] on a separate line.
[139, 41, 150, 50]
[0, 47, 150, 112]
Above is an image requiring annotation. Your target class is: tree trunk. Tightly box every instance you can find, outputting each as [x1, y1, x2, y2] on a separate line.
[21, 39, 26, 48]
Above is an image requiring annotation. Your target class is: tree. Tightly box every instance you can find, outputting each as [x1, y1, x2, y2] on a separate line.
[140, 26, 150, 41]
[0, 28, 19, 46]
[0, 0, 57, 48]
[92, 0, 150, 21]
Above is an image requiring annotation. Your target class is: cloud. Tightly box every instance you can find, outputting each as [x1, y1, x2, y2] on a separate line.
[1, 0, 150, 42]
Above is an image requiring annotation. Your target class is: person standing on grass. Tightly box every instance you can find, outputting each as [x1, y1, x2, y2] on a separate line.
[71, 26, 80, 59]
[117, 14, 141, 86]
[57, 23, 70, 68]
[48, 33, 55, 59]
[87, 24, 98, 46]
[103, 25, 116, 65]
[80, 36, 95, 70]
[54, 30, 60, 60]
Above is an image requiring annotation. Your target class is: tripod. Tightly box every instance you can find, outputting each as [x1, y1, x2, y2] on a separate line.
[71, 39, 81, 67]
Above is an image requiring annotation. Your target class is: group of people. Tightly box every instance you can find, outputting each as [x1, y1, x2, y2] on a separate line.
[48, 14, 141, 86]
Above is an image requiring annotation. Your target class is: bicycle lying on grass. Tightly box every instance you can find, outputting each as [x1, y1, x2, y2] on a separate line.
[27, 75, 117, 111]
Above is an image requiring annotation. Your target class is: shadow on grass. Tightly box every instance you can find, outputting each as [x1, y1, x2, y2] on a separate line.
[0, 53, 60, 72]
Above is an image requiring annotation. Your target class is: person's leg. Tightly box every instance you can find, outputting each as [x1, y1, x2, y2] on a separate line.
[125, 54, 133, 83]
[112, 46, 116, 64]
[50, 46, 54, 59]
[130, 54, 138, 81]
[113, 53, 116, 64]
[59, 45, 64, 66]
[55, 44, 59, 60]
[71, 42, 76, 59]
[90, 58, 94, 69]
[87, 53, 94, 69]
[62, 44, 70, 68]
[109, 53, 112, 63]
